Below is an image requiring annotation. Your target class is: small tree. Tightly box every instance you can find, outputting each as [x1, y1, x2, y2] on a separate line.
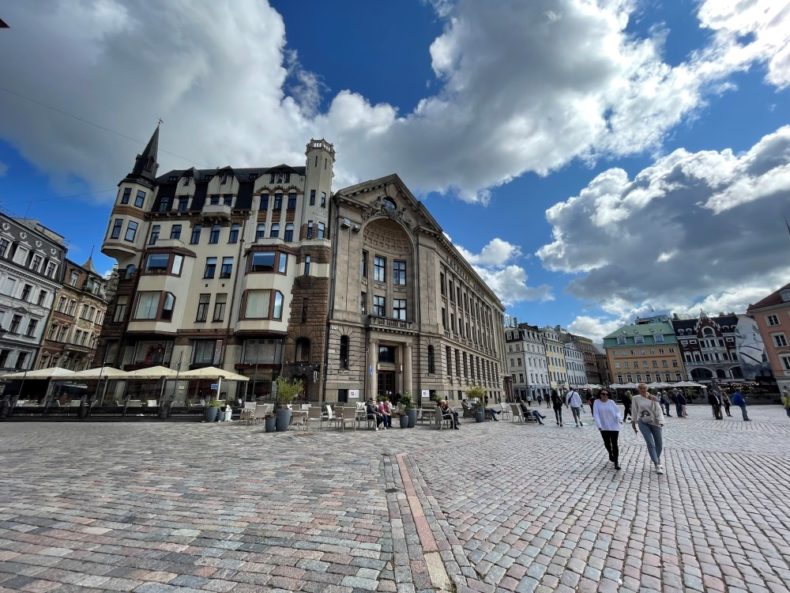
[400, 392, 413, 411]
[274, 376, 303, 408]
[466, 385, 486, 404]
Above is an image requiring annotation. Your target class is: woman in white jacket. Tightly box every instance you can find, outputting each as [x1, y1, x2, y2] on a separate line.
[593, 389, 622, 470]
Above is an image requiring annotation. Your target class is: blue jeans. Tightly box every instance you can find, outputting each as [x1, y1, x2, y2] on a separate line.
[738, 405, 749, 421]
[638, 421, 663, 464]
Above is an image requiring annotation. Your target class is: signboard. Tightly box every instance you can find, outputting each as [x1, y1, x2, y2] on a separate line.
[349, 389, 360, 399]
[421, 389, 430, 401]
[210, 383, 219, 390]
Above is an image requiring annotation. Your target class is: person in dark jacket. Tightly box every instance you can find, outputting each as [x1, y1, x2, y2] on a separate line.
[731, 390, 750, 421]
[551, 389, 563, 426]
[708, 390, 723, 420]
[622, 390, 633, 422]
[366, 398, 383, 430]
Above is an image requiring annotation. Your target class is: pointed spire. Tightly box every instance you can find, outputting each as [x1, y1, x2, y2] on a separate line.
[125, 121, 160, 187]
[83, 247, 97, 275]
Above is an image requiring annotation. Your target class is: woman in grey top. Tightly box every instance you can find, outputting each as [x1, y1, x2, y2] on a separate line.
[631, 382, 666, 474]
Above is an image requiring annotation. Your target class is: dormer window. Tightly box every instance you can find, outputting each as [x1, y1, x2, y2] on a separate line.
[168, 175, 178, 182]
[781, 290, 790, 303]
[210, 195, 220, 205]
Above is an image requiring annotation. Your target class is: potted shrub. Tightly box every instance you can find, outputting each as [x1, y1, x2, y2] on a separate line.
[274, 376, 302, 432]
[205, 399, 221, 422]
[466, 385, 486, 423]
[401, 393, 417, 428]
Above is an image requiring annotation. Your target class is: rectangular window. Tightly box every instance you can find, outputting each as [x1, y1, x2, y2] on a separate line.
[204, 257, 217, 279]
[244, 290, 271, 319]
[307, 221, 314, 239]
[440, 272, 446, 296]
[780, 354, 790, 371]
[134, 190, 146, 208]
[361, 251, 368, 277]
[209, 225, 221, 244]
[442, 307, 447, 329]
[213, 293, 227, 322]
[250, 252, 275, 272]
[303, 255, 311, 276]
[196, 294, 210, 322]
[37, 290, 47, 306]
[270, 223, 280, 238]
[317, 222, 325, 239]
[255, 224, 266, 241]
[373, 295, 385, 317]
[15, 352, 28, 370]
[393, 299, 406, 321]
[145, 253, 170, 273]
[773, 333, 788, 347]
[190, 225, 201, 244]
[149, 224, 160, 245]
[260, 193, 269, 210]
[393, 260, 406, 285]
[170, 224, 182, 240]
[287, 193, 297, 210]
[26, 319, 38, 337]
[223, 194, 233, 206]
[284, 224, 294, 242]
[177, 197, 189, 211]
[278, 253, 287, 273]
[320, 192, 326, 207]
[21, 284, 32, 301]
[360, 292, 367, 315]
[158, 197, 172, 212]
[654, 334, 665, 343]
[113, 296, 128, 322]
[220, 257, 233, 278]
[767, 314, 780, 326]
[134, 292, 160, 320]
[109, 218, 123, 239]
[374, 256, 386, 282]
[229, 223, 240, 244]
[274, 193, 282, 210]
[172, 254, 183, 275]
[309, 190, 316, 206]
[210, 194, 220, 205]
[193, 340, 216, 365]
[9, 314, 21, 334]
[124, 221, 138, 242]
[120, 188, 131, 204]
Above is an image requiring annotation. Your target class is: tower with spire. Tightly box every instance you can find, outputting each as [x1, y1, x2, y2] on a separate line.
[123, 124, 160, 188]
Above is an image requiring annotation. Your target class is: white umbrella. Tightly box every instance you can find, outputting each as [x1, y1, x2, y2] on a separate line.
[1, 366, 75, 380]
[71, 366, 128, 379]
[180, 366, 249, 404]
[124, 365, 177, 379]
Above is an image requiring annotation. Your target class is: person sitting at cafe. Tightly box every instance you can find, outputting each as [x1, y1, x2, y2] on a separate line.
[366, 398, 384, 430]
[378, 397, 392, 429]
[439, 399, 460, 430]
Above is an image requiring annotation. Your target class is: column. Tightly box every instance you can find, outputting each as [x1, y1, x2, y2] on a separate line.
[404, 342, 413, 395]
[368, 337, 378, 399]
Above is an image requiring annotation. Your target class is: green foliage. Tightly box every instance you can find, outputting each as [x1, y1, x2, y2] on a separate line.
[400, 393, 413, 411]
[207, 399, 222, 408]
[274, 376, 303, 406]
[466, 385, 486, 400]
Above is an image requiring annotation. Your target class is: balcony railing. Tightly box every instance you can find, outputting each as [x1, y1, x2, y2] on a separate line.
[201, 203, 232, 220]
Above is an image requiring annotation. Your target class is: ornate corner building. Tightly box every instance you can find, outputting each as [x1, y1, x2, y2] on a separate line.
[97, 128, 506, 403]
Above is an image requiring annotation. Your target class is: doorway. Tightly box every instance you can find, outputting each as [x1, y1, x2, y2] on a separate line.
[377, 371, 396, 398]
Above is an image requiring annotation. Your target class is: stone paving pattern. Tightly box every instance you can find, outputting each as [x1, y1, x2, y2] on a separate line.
[1, 405, 789, 592]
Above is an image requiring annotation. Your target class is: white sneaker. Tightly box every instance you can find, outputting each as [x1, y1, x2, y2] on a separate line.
[374, 426, 378, 431]
[656, 464, 664, 474]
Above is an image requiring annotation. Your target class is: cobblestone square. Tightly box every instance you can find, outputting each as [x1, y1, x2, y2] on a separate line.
[1, 405, 789, 592]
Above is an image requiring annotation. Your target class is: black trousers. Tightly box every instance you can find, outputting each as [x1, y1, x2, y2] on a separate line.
[553, 407, 562, 424]
[600, 430, 619, 463]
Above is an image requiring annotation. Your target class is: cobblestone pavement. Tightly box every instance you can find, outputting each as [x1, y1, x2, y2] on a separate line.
[1, 405, 789, 593]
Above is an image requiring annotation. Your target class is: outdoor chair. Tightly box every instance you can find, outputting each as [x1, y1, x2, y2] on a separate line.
[434, 407, 454, 430]
[240, 402, 256, 425]
[510, 403, 525, 423]
[499, 402, 511, 421]
[336, 406, 357, 431]
[321, 404, 336, 430]
[306, 406, 323, 430]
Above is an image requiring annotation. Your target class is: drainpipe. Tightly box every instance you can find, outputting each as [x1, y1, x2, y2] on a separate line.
[323, 196, 339, 403]
[222, 220, 245, 399]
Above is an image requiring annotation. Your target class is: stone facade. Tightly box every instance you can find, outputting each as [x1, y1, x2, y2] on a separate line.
[604, 316, 686, 384]
[36, 257, 108, 370]
[0, 215, 65, 372]
[747, 283, 790, 394]
[672, 312, 743, 384]
[504, 323, 549, 400]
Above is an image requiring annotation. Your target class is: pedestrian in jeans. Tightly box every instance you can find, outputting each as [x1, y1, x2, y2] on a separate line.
[551, 389, 563, 426]
[676, 391, 688, 418]
[731, 390, 750, 421]
[660, 391, 672, 416]
[721, 390, 732, 417]
[566, 388, 584, 427]
[631, 382, 665, 474]
[622, 390, 633, 422]
[593, 390, 621, 470]
[707, 390, 723, 420]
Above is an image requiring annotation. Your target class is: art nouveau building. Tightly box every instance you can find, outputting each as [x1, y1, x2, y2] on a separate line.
[98, 129, 506, 403]
[671, 312, 743, 383]
[0, 215, 65, 373]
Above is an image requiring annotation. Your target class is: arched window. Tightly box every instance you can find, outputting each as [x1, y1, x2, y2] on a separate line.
[340, 335, 349, 369]
[428, 345, 435, 374]
[125, 264, 137, 279]
[703, 327, 715, 337]
[270, 223, 280, 239]
[295, 337, 310, 362]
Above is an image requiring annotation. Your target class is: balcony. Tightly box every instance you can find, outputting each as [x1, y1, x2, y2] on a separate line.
[102, 240, 137, 260]
[366, 315, 415, 332]
[201, 203, 232, 220]
[149, 237, 186, 250]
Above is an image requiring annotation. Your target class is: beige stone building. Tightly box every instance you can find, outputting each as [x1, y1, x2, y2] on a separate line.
[604, 316, 685, 384]
[541, 326, 567, 391]
[37, 257, 108, 370]
[99, 128, 505, 404]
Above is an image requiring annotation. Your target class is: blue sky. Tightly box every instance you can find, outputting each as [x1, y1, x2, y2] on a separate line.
[1, 0, 789, 342]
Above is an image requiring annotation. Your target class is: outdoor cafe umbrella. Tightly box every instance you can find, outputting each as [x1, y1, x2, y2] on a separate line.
[71, 366, 128, 406]
[179, 366, 250, 402]
[122, 366, 178, 408]
[0, 366, 75, 380]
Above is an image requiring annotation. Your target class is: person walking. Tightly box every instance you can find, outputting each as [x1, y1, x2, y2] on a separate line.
[707, 389, 723, 420]
[566, 387, 584, 427]
[593, 389, 622, 470]
[731, 389, 750, 421]
[536, 393, 543, 407]
[551, 389, 564, 426]
[587, 391, 595, 415]
[660, 391, 672, 417]
[622, 390, 633, 422]
[721, 390, 732, 417]
[676, 390, 688, 418]
[631, 382, 666, 474]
